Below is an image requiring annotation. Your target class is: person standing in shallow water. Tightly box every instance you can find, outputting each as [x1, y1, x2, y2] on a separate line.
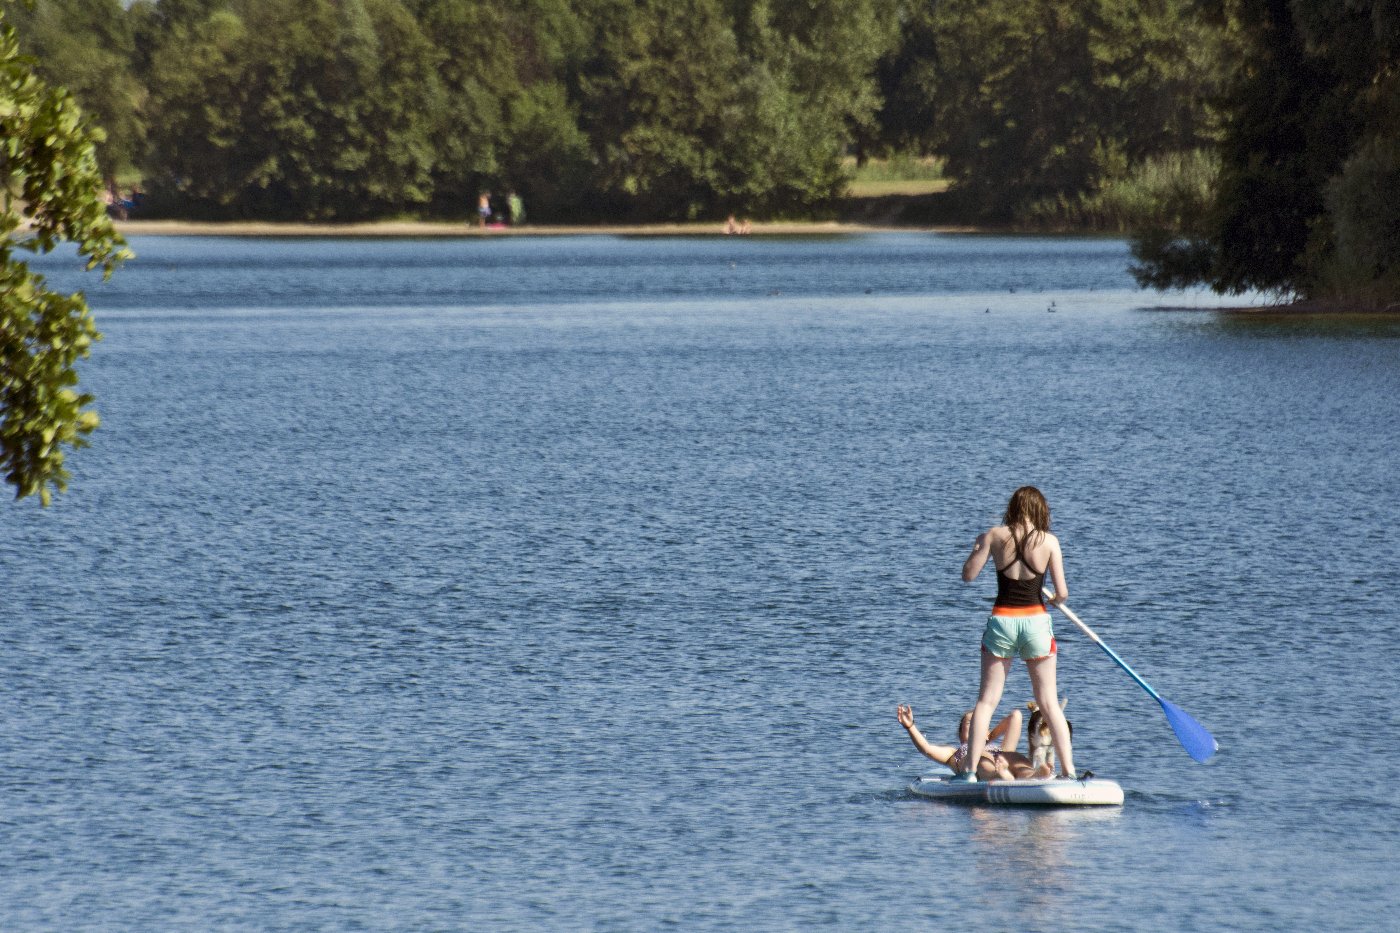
[954, 486, 1076, 781]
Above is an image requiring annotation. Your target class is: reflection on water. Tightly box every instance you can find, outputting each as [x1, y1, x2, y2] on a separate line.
[968, 805, 1122, 915]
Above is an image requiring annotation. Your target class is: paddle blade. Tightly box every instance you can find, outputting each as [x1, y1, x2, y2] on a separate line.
[1159, 697, 1219, 763]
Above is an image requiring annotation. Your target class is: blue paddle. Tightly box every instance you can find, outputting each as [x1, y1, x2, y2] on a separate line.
[1043, 589, 1218, 763]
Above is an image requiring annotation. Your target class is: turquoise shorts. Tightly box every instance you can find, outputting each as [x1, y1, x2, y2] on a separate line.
[981, 612, 1056, 660]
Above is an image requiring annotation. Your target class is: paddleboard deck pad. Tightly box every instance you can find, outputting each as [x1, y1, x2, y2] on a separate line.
[910, 774, 1124, 806]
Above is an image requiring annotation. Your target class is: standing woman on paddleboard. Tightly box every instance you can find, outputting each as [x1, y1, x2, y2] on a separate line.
[955, 486, 1076, 782]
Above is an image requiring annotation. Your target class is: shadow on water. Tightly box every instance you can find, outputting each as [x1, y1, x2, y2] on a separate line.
[1213, 312, 1400, 338]
[1149, 308, 1400, 339]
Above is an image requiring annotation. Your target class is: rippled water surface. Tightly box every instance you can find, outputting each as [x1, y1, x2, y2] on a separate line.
[5, 235, 1399, 931]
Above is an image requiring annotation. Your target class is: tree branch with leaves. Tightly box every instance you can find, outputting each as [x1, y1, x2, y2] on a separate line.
[1, 3, 128, 504]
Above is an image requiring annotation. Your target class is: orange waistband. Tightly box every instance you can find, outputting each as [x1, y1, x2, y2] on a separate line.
[991, 604, 1048, 617]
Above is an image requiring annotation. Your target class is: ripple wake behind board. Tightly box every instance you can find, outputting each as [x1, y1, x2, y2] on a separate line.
[910, 773, 1124, 806]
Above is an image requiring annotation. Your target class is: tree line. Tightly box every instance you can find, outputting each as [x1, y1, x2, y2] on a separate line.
[12, 0, 896, 222]
[16, 0, 1236, 225]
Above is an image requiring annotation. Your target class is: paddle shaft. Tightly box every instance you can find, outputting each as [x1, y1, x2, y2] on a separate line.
[1040, 589, 1218, 762]
[1042, 588, 1162, 702]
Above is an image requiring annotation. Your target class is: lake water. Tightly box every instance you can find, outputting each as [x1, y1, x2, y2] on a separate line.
[5, 234, 1399, 931]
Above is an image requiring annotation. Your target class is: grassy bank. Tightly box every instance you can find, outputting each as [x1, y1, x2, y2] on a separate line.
[844, 155, 948, 198]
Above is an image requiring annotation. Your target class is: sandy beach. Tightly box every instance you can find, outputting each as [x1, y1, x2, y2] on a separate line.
[115, 219, 977, 237]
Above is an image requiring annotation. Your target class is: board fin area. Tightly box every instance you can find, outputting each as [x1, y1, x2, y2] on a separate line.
[910, 773, 1124, 806]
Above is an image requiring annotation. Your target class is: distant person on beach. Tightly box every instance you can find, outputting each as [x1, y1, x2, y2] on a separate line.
[725, 214, 751, 235]
[897, 704, 1053, 781]
[477, 191, 492, 227]
[104, 181, 127, 220]
[117, 187, 139, 218]
[507, 190, 525, 226]
[954, 486, 1076, 781]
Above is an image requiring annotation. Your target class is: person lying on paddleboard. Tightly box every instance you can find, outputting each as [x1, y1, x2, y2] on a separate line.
[897, 704, 1054, 781]
[956, 486, 1077, 782]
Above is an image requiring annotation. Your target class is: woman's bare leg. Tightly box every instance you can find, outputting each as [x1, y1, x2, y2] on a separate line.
[988, 752, 1016, 781]
[1026, 654, 1075, 776]
[965, 651, 1012, 775]
[1004, 756, 1038, 779]
[991, 708, 1023, 753]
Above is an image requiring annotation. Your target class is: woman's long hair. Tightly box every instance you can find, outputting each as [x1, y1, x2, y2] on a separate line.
[1003, 486, 1051, 558]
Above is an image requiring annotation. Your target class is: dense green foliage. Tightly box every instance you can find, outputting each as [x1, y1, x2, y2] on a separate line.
[1131, 0, 1400, 300]
[1, 3, 128, 503]
[14, 0, 1229, 224]
[22, 0, 901, 221]
[140, 0, 443, 219]
[868, 0, 1230, 224]
[1030, 149, 1220, 234]
[7, 0, 144, 175]
[923, 0, 1228, 222]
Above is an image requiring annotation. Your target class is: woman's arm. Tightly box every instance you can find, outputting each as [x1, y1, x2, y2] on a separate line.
[962, 531, 993, 582]
[1046, 534, 1068, 603]
[898, 705, 957, 767]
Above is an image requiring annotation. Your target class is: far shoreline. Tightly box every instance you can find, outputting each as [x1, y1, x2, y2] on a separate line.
[111, 219, 1397, 314]
[114, 219, 983, 237]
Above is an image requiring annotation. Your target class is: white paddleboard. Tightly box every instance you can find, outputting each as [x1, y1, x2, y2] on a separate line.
[910, 773, 1124, 806]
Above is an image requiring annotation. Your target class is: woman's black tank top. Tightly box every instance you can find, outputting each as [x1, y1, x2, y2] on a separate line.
[994, 534, 1047, 608]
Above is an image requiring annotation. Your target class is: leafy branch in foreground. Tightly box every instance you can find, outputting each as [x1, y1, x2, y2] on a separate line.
[1, 7, 129, 504]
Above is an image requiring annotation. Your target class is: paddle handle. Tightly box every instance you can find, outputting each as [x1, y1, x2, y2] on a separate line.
[1042, 588, 1163, 702]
